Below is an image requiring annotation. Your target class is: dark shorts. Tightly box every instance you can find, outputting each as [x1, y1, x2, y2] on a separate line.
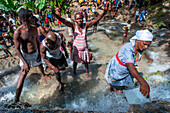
[111, 84, 125, 90]
[49, 54, 68, 70]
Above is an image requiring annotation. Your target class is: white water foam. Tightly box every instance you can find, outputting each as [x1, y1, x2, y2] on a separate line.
[147, 51, 170, 73]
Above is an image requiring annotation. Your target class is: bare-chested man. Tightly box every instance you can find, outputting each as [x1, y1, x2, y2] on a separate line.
[13, 8, 48, 103]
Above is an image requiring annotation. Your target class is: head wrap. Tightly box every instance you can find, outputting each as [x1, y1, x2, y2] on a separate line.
[130, 29, 153, 42]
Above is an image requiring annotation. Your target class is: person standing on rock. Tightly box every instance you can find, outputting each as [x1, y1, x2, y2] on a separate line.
[13, 8, 49, 103]
[40, 31, 68, 92]
[105, 29, 153, 98]
[52, 2, 109, 77]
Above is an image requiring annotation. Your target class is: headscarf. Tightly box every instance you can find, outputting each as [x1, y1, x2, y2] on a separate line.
[130, 29, 153, 43]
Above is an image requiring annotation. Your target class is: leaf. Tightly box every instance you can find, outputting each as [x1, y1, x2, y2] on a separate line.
[38, 0, 46, 10]
[0, 0, 10, 8]
[24, 2, 35, 10]
[7, 0, 15, 9]
[0, 4, 10, 11]
[35, 0, 40, 7]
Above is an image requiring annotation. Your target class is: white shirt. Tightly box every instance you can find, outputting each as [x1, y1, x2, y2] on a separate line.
[135, 10, 139, 16]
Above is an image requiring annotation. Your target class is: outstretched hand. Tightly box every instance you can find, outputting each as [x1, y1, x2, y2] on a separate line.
[140, 81, 150, 98]
[104, 1, 109, 14]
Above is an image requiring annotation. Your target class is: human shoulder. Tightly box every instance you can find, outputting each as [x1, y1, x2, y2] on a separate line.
[121, 42, 133, 52]
[14, 25, 23, 34]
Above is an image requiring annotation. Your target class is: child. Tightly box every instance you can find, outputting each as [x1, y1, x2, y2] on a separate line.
[135, 8, 139, 23]
[40, 31, 68, 91]
[127, 20, 131, 32]
[52, 2, 109, 77]
[121, 25, 128, 44]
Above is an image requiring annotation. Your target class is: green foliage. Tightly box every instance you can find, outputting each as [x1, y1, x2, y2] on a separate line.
[0, 0, 15, 11]
[144, 70, 163, 80]
[46, 0, 70, 15]
[156, 22, 166, 29]
[24, 0, 46, 11]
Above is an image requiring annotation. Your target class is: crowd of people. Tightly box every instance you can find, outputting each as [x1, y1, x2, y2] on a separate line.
[0, 0, 154, 105]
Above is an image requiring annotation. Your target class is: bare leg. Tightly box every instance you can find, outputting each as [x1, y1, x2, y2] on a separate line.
[38, 64, 51, 79]
[15, 70, 27, 103]
[73, 61, 77, 76]
[56, 72, 64, 91]
[124, 36, 127, 43]
[84, 62, 89, 78]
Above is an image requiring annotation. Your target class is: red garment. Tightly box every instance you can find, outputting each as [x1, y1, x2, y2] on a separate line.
[116, 51, 127, 67]
[57, 14, 61, 24]
[44, 17, 49, 24]
[124, 31, 128, 37]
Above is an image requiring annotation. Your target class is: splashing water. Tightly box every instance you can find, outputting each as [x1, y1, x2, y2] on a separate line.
[0, 40, 169, 111]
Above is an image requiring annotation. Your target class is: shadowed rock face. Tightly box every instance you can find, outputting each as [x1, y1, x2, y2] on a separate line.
[128, 101, 170, 113]
[0, 101, 169, 113]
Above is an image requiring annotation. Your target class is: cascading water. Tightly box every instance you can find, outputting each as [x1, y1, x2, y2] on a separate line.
[0, 51, 169, 112]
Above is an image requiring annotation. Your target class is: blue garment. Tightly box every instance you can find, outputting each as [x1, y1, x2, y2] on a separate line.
[104, 42, 142, 87]
[139, 10, 145, 21]
[38, 35, 45, 42]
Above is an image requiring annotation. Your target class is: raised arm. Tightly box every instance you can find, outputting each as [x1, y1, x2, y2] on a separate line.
[86, 2, 109, 27]
[126, 63, 150, 98]
[52, 10, 73, 28]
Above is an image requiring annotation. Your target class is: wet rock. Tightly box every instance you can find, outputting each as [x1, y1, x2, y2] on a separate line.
[127, 101, 170, 113]
[109, 26, 116, 30]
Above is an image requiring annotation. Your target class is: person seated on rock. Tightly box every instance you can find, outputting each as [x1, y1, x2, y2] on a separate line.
[104, 29, 153, 98]
[13, 8, 49, 103]
[40, 31, 68, 92]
